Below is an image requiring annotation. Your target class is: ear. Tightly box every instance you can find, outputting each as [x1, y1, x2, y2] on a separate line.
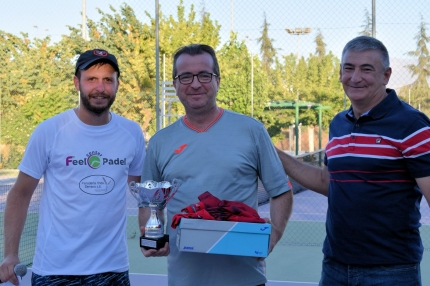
[383, 67, 392, 85]
[73, 76, 80, 91]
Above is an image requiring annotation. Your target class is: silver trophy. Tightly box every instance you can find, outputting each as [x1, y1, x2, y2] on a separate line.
[129, 179, 180, 250]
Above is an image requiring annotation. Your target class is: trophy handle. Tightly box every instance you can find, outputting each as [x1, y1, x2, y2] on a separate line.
[164, 178, 180, 204]
[128, 181, 141, 202]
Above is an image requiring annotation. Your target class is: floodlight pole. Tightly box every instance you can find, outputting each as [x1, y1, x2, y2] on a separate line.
[372, 0, 376, 37]
[246, 36, 255, 118]
[285, 27, 312, 58]
[285, 28, 312, 155]
[82, 0, 87, 40]
[251, 54, 254, 118]
[155, 0, 161, 131]
[230, 0, 234, 32]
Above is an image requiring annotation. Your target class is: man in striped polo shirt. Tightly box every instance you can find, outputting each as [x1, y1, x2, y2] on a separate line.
[277, 36, 430, 285]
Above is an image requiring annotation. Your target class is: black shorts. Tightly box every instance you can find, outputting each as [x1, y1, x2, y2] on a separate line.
[31, 270, 130, 286]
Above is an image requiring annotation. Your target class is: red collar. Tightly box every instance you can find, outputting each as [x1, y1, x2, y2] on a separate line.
[183, 108, 224, 132]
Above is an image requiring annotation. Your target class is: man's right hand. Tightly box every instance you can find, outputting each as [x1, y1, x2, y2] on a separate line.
[0, 254, 21, 285]
[139, 226, 170, 257]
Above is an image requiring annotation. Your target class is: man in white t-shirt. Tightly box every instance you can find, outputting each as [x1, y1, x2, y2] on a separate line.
[0, 49, 146, 286]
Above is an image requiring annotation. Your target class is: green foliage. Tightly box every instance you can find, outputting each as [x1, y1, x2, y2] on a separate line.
[158, 0, 221, 58]
[1, 30, 76, 167]
[1, 2, 347, 167]
[257, 13, 276, 73]
[1, 144, 23, 169]
[399, 15, 430, 114]
[154, 1, 221, 131]
[314, 29, 326, 57]
[217, 34, 252, 114]
[85, 4, 157, 133]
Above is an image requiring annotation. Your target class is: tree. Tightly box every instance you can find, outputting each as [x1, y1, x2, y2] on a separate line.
[217, 33, 251, 115]
[155, 0, 221, 128]
[0, 31, 76, 168]
[309, 52, 344, 127]
[79, 1, 220, 134]
[400, 15, 430, 113]
[314, 29, 326, 57]
[257, 13, 276, 73]
[158, 0, 220, 58]
[359, 8, 372, 36]
[0, 2, 223, 167]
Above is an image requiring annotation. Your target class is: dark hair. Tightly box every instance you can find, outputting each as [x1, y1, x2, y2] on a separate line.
[342, 36, 390, 69]
[75, 61, 120, 79]
[172, 44, 220, 79]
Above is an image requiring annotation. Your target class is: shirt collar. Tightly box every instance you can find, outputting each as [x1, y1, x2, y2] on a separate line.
[346, 89, 398, 120]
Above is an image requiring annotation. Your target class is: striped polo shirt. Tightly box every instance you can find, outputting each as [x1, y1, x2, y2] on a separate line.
[323, 89, 430, 265]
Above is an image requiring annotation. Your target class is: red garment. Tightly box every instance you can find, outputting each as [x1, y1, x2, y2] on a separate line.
[171, 191, 265, 228]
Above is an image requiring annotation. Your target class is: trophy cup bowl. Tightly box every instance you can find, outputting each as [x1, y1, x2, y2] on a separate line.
[129, 179, 180, 250]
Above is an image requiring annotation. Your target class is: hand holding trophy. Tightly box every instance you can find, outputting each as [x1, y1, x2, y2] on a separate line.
[129, 179, 180, 250]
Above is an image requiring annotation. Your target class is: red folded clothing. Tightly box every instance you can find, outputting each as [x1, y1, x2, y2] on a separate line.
[171, 191, 265, 228]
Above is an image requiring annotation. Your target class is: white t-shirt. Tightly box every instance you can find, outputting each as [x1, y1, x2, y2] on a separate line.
[19, 109, 145, 275]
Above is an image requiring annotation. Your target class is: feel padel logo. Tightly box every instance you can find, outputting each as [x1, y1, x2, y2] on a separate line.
[87, 154, 101, 169]
[66, 151, 126, 169]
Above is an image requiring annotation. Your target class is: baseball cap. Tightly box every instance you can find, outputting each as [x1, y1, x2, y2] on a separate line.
[75, 49, 120, 77]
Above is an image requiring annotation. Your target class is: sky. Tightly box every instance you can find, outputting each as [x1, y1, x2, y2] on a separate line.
[1, 0, 430, 88]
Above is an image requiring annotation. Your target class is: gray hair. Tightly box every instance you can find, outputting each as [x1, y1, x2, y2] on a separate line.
[341, 36, 390, 70]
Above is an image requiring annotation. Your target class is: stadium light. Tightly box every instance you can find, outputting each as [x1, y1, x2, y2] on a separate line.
[285, 27, 312, 58]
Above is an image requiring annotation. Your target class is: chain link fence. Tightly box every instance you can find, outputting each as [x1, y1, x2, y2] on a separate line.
[1, 0, 430, 271]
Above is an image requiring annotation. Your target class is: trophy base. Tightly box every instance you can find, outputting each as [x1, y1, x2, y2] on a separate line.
[140, 234, 169, 250]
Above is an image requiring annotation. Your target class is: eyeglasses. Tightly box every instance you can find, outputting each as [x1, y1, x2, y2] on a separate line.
[174, 72, 218, 84]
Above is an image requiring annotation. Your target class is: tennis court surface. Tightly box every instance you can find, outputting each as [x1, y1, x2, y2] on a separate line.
[1, 178, 429, 285]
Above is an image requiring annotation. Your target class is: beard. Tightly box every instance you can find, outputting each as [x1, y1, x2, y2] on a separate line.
[80, 91, 116, 115]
